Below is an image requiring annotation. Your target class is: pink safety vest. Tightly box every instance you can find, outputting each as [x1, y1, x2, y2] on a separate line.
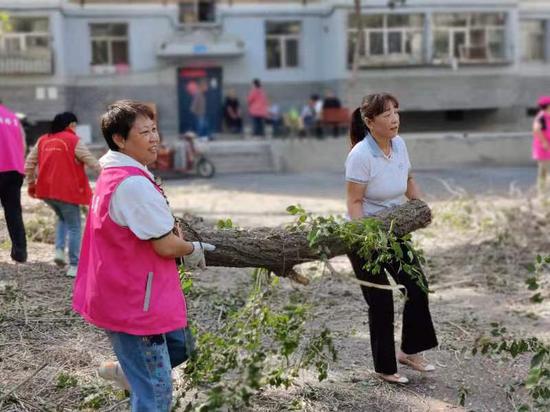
[72, 166, 187, 335]
[0, 105, 24, 174]
[247, 87, 269, 118]
[533, 111, 550, 161]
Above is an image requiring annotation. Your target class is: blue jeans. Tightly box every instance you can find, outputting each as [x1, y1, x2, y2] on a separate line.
[44, 199, 81, 266]
[195, 115, 210, 138]
[252, 116, 265, 136]
[107, 328, 194, 412]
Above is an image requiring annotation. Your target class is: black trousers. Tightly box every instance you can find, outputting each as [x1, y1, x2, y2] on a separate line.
[0, 171, 27, 262]
[348, 246, 438, 374]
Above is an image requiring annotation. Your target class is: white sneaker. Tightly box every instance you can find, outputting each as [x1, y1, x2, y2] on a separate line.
[98, 361, 130, 390]
[66, 265, 77, 278]
[54, 249, 66, 267]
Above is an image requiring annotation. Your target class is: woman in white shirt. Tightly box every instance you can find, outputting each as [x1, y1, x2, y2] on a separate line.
[345, 93, 438, 384]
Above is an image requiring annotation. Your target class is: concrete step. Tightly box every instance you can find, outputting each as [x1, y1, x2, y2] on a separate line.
[197, 140, 276, 174]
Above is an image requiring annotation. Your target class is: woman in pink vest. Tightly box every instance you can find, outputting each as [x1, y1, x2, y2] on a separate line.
[533, 96, 550, 197]
[25, 112, 100, 277]
[247, 78, 269, 137]
[0, 102, 27, 263]
[72, 100, 215, 411]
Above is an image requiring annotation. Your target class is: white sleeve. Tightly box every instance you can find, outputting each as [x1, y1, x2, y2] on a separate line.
[109, 176, 175, 240]
[399, 137, 412, 171]
[345, 148, 371, 184]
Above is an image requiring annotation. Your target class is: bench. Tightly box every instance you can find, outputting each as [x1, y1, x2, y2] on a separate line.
[320, 108, 350, 127]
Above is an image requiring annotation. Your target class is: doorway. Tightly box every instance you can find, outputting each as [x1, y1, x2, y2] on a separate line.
[177, 67, 223, 135]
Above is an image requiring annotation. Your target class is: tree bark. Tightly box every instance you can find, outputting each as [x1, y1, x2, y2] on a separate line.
[178, 200, 431, 284]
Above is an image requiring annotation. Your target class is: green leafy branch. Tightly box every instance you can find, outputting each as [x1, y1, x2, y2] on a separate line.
[286, 204, 429, 293]
[526, 254, 549, 303]
[177, 268, 337, 411]
[473, 323, 550, 411]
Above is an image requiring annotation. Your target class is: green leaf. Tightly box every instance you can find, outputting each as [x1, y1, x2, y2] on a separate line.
[530, 293, 543, 303]
[286, 205, 298, 215]
[530, 351, 546, 368]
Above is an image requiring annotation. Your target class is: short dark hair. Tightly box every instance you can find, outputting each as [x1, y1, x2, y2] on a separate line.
[101, 100, 155, 151]
[253, 78, 261, 88]
[51, 112, 78, 134]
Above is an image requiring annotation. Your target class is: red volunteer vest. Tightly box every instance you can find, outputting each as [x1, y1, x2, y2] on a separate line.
[35, 130, 92, 205]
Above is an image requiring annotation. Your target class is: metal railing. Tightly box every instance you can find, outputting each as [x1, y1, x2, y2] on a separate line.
[0, 50, 53, 74]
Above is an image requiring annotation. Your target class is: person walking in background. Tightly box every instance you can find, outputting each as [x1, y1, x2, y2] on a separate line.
[25, 112, 100, 277]
[190, 78, 210, 139]
[247, 78, 269, 137]
[532, 95, 550, 197]
[223, 88, 243, 134]
[0, 101, 27, 263]
[345, 93, 438, 384]
[72, 100, 215, 410]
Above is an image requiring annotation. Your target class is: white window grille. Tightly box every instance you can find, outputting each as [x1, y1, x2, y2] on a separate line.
[90, 23, 129, 71]
[347, 13, 424, 67]
[265, 21, 301, 70]
[432, 12, 507, 64]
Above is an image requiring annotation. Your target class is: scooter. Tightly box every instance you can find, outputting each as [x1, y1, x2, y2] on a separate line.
[153, 132, 215, 178]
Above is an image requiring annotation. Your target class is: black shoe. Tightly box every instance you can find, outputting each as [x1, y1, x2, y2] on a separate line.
[11, 248, 27, 263]
[11, 254, 27, 263]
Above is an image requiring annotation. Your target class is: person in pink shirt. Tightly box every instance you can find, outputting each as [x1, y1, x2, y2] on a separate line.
[0, 101, 27, 263]
[247, 78, 269, 137]
[72, 100, 215, 411]
[532, 95, 550, 197]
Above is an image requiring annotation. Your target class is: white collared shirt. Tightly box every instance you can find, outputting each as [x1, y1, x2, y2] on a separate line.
[345, 134, 411, 216]
[99, 150, 174, 240]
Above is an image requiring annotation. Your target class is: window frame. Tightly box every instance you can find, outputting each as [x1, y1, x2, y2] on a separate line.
[178, 0, 217, 24]
[520, 19, 545, 62]
[265, 21, 301, 70]
[432, 12, 507, 64]
[0, 17, 50, 54]
[89, 22, 129, 68]
[347, 14, 425, 68]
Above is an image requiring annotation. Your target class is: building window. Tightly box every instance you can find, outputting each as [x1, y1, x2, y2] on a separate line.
[265, 21, 300, 69]
[90, 23, 129, 71]
[178, 1, 216, 24]
[0, 17, 50, 54]
[432, 12, 506, 64]
[347, 14, 424, 67]
[521, 20, 545, 62]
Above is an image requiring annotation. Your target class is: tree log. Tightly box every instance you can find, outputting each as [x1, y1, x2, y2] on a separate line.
[179, 200, 431, 284]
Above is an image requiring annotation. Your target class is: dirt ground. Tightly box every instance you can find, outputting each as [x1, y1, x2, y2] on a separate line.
[1, 173, 549, 412]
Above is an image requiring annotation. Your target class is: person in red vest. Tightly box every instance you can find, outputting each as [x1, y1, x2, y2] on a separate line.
[25, 112, 101, 277]
[0, 101, 27, 263]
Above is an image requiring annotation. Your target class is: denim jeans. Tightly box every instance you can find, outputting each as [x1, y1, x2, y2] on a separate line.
[195, 115, 210, 138]
[252, 116, 265, 136]
[44, 199, 81, 266]
[107, 328, 194, 412]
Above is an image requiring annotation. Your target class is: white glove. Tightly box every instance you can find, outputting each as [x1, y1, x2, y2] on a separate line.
[183, 241, 216, 269]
